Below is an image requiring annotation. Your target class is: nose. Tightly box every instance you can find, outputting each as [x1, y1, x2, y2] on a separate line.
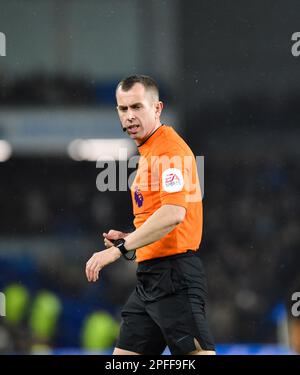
[126, 108, 135, 122]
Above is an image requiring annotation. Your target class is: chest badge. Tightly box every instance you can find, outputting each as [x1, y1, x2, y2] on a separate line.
[134, 186, 144, 207]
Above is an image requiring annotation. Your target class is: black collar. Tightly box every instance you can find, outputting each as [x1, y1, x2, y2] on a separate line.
[137, 124, 165, 148]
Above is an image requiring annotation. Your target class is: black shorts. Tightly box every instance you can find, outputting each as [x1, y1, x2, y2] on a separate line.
[116, 251, 215, 355]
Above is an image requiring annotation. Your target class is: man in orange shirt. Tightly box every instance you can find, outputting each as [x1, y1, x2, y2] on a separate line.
[85, 75, 215, 355]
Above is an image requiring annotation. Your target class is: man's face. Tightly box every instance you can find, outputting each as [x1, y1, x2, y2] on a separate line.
[116, 83, 162, 145]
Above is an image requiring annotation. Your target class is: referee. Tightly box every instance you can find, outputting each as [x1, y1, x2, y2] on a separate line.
[85, 75, 215, 355]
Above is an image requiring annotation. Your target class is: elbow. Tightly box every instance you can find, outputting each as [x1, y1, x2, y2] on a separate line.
[175, 207, 186, 224]
[168, 205, 186, 226]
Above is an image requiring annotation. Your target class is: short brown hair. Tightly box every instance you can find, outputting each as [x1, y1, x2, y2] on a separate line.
[116, 75, 159, 99]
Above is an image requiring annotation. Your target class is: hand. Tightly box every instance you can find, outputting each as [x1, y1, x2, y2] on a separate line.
[85, 247, 121, 282]
[103, 229, 128, 248]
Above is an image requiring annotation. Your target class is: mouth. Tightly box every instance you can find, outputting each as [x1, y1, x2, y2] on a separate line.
[127, 125, 140, 134]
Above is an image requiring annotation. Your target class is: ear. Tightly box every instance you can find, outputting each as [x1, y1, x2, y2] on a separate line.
[155, 101, 163, 119]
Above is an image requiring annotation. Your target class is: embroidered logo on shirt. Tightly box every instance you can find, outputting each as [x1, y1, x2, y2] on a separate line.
[134, 186, 144, 207]
[162, 168, 184, 193]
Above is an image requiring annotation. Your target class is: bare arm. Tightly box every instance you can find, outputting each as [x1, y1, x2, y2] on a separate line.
[86, 204, 186, 282]
[124, 204, 186, 251]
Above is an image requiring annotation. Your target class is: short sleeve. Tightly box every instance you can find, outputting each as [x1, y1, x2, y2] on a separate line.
[155, 147, 191, 209]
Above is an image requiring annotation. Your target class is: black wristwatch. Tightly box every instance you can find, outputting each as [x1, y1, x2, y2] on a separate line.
[113, 238, 136, 261]
[113, 238, 128, 255]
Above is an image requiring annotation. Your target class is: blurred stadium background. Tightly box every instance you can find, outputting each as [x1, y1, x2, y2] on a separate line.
[0, 0, 300, 355]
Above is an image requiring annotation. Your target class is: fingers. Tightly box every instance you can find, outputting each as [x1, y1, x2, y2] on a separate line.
[85, 254, 101, 282]
[103, 230, 121, 240]
[86, 262, 99, 282]
[85, 258, 93, 282]
[104, 238, 114, 248]
[85, 248, 121, 283]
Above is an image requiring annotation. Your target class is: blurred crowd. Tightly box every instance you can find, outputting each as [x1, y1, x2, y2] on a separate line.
[0, 73, 112, 106]
[0, 283, 119, 354]
[0, 74, 170, 107]
[203, 155, 300, 344]
[0, 158, 132, 236]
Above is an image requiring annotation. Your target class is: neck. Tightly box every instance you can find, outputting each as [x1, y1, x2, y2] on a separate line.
[136, 122, 161, 146]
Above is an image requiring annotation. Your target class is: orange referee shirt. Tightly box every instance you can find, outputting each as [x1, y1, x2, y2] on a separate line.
[131, 125, 203, 262]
